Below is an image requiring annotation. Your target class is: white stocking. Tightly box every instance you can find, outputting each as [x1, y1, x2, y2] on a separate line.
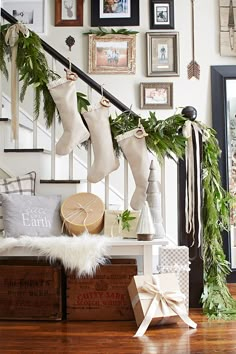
[116, 128, 150, 210]
[83, 105, 119, 183]
[48, 78, 90, 155]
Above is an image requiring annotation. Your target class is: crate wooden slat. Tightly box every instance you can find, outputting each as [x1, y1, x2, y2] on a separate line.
[66, 258, 137, 321]
[0, 257, 62, 320]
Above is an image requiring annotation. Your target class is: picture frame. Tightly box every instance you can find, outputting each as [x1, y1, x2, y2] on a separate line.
[88, 34, 136, 74]
[140, 82, 173, 109]
[2, 0, 46, 35]
[147, 32, 179, 77]
[91, 0, 139, 27]
[55, 0, 83, 26]
[150, 0, 174, 29]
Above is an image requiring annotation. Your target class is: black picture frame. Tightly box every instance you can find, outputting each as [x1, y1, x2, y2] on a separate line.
[150, 0, 174, 30]
[91, 0, 139, 27]
[211, 65, 236, 282]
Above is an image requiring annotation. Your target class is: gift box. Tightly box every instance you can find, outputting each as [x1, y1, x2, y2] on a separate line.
[61, 192, 105, 235]
[104, 210, 140, 238]
[128, 273, 196, 337]
[158, 246, 190, 310]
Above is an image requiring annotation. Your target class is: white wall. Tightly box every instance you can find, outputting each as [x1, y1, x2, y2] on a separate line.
[43, 0, 236, 125]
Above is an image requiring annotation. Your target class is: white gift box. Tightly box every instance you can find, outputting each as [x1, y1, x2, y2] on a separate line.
[158, 246, 190, 310]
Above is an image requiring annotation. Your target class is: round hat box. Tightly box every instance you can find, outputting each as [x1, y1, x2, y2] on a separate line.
[61, 192, 105, 235]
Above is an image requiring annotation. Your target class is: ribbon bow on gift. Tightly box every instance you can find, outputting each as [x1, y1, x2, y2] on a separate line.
[62, 201, 94, 234]
[5, 23, 30, 140]
[134, 276, 197, 337]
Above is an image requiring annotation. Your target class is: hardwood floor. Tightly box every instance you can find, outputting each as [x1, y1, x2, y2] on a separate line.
[0, 309, 236, 354]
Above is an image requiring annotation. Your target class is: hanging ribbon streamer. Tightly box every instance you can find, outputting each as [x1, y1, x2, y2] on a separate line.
[182, 121, 202, 248]
[5, 23, 30, 140]
[133, 276, 197, 337]
[61, 199, 94, 234]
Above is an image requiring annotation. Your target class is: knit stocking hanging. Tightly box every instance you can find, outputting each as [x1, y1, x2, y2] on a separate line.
[83, 104, 120, 183]
[47, 78, 90, 155]
[116, 127, 150, 210]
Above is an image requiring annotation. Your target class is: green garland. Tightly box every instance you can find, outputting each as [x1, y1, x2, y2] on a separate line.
[1, 24, 236, 319]
[84, 27, 139, 36]
[201, 125, 236, 318]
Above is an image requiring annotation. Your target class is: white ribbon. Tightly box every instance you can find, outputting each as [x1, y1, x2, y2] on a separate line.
[182, 121, 202, 247]
[5, 23, 30, 140]
[133, 278, 197, 337]
[62, 200, 94, 234]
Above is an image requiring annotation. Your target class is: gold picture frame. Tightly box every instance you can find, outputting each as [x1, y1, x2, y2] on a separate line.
[88, 34, 136, 74]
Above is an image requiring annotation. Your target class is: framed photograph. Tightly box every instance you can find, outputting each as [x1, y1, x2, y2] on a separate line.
[2, 0, 46, 34]
[150, 0, 174, 29]
[140, 82, 173, 109]
[91, 0, 139, 27]
[88, 34, 136, 74]
[55, 0, 83, 26]
[147, 32, 179, 77]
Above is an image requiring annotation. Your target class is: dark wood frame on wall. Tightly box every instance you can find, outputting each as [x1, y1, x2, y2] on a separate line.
[91, 0, 139, 27]
[55, 0, 83, 26]
[150, 0, 174, 29]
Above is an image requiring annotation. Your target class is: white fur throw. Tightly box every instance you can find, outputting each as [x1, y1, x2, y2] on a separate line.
[0, 234, 111, 277]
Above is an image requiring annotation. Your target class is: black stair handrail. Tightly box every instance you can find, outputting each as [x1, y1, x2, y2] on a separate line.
[1, 8, 132, 113]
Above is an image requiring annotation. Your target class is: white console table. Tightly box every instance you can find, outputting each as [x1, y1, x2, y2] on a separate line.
[0, 237, 168, 275]
[108, 238, 168, 274]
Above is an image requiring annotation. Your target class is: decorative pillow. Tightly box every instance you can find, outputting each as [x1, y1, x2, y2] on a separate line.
[0, 171, 36, 233]
[0, 194, 62, 237]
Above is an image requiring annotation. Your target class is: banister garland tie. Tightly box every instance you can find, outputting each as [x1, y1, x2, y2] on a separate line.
[5, 23, 30, 140]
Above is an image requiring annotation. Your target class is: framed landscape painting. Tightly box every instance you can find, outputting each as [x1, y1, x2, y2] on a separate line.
[91, 0, 139, 27]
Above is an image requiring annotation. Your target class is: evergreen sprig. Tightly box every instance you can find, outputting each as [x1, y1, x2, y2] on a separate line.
[84, 27, 139, 36]
[109, 111, 187, 161]
[117, 210, 136, 232]
[200, 124, 236, 319]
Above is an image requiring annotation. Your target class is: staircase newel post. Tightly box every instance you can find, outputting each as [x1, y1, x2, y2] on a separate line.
[178, 106, 204, 308]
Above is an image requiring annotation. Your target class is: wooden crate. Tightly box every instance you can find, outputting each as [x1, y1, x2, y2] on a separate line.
[0, 257, 62, 320]
[66, 258, 137, 321]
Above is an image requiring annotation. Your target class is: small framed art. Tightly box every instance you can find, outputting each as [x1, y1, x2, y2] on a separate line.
[55, 0, 83, 26]
[88, 34, 136, 74]
[2, 0, 46, 34]
[147, 32, 179, 77]
[150, 0, 174, 29]
[140, 82, 173, 109]
[91, 0, 139, 27]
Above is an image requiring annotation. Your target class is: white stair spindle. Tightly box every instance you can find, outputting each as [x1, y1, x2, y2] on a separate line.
[124, 158, 129, 209]
[86, 85, 93, 193]
[161, 159, 167, 233]
[69, 151, 74, 179]
[105, 175, 109, 209]
[50, 58, 57, 180]
[14, 70, 19, 149]
[33, 92, 38, 149]
[0, 72, 2, 118]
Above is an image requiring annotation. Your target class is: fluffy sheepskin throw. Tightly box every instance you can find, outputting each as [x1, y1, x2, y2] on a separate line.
[0, 233, 111, 277]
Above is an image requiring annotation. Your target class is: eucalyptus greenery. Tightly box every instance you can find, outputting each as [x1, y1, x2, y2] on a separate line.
[109, 111, 187, 161]
[201, 125, 236, 319]
[117, 210, 136, 232]
[84, 27, 139, 36]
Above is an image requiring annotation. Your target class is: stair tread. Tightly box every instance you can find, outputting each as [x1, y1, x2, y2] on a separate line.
[0, 118, 10, 121]
[4, 148, 44, 153]
[40, 179, 86, 184]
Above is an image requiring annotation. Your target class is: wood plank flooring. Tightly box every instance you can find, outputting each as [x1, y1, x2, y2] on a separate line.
[0, 309, 236, 354]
